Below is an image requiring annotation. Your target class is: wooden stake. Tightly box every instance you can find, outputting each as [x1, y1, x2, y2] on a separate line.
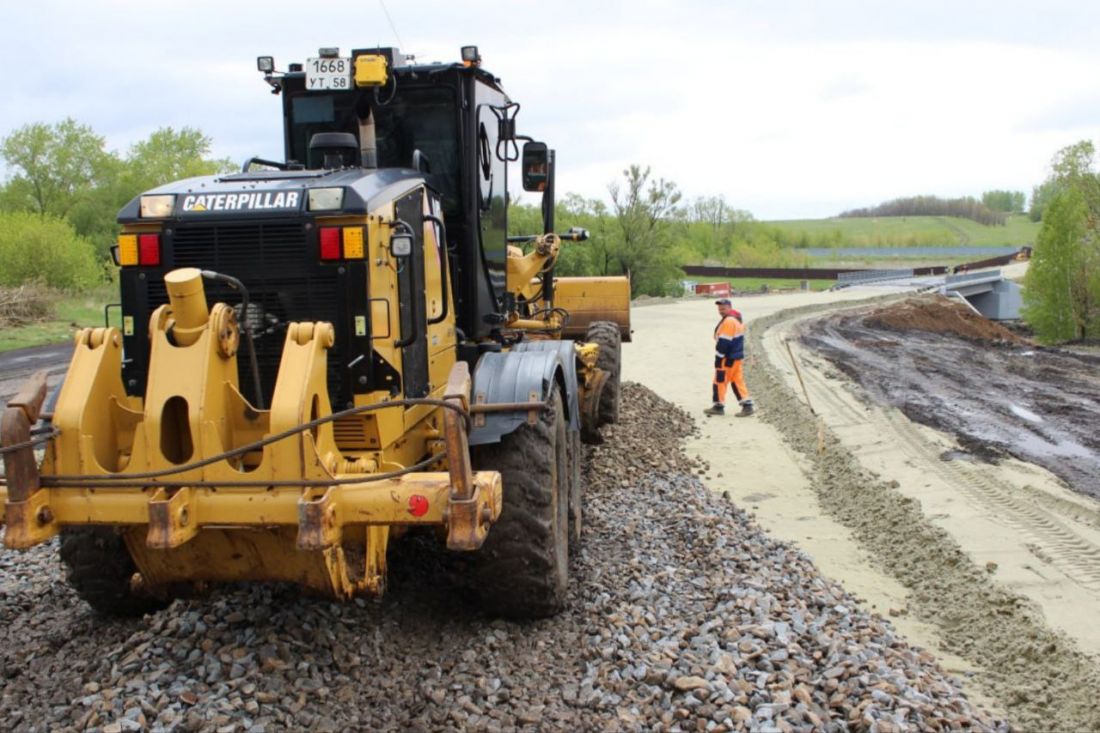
[784, 339, 816, 416]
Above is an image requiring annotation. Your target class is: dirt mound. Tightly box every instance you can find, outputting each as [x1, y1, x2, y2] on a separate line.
[863, 295, 1028, 344]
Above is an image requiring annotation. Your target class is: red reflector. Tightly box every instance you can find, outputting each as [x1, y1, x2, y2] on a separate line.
[138, 233, 161, 266]
[319, 227, 341, 260]
[408, 495, 429, 517]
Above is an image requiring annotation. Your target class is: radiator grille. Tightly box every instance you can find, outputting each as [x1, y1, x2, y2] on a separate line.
[148, 221, 350, 407]
[172, 221, 306, 271]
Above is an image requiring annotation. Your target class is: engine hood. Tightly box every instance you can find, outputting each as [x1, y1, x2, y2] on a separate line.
[118, 167, 428, 223]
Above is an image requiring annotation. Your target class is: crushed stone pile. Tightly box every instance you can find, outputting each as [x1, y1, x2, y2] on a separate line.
[0, 384, 1003, 732]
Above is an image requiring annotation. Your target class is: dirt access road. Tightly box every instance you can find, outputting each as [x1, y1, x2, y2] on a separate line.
[625, 280, 1100, 725]
[0, 342, 71, 406]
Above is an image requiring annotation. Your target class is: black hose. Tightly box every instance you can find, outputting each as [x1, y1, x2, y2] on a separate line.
[38, 451, 447, 489]
[201, 270, 265, 410]
[43, 397, 470, 483]
[0, 428, 59, 456]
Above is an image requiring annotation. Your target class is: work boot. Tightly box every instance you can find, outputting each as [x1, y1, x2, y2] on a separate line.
[703, 404, 725, 417]
[735, 403, 755, 418]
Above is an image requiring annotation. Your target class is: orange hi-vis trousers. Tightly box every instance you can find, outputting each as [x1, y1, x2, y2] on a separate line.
[713, 358, 751, 406]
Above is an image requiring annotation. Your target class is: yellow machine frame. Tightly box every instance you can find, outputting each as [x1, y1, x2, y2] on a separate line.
[0, 263, 501, 599]
[0, 187, 628, 602]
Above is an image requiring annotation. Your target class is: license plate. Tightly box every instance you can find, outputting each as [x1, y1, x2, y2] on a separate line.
[305, 57, 352, 91]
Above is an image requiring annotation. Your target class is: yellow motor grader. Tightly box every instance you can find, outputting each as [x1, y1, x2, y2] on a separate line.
[0, 45, 630, 618]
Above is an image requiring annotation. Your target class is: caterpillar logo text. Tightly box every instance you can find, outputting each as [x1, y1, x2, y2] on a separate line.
[181, 191, 300, 213]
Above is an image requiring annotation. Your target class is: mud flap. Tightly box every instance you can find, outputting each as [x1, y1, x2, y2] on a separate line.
[468, 348, 575, 446]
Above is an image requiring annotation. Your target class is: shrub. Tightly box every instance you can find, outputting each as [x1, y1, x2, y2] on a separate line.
[0, 211, 101, 290]
[0, 282, 54, 326]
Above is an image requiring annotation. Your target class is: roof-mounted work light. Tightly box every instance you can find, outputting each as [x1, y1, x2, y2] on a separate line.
[461, 45, 481, 66]
[319, 47, 340, 58]
[257, 56, 274, 73]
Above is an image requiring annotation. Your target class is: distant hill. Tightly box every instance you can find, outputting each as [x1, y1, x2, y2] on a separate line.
[764, 215, 1039, 248]
[839, 195, 1007, 226]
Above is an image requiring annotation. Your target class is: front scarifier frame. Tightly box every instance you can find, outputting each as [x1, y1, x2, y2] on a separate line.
[0, 268, 502, 599]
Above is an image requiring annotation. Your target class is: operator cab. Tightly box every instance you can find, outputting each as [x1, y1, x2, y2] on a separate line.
[261, 47, 516, 343]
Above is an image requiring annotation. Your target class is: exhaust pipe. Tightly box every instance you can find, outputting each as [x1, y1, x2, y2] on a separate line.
[359, 109, 377, 169]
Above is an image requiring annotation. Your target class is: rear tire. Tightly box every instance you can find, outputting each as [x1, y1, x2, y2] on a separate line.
[471, 387, 569, 618]
[586, 321, 622, 425]
[59, 528, 170, 617]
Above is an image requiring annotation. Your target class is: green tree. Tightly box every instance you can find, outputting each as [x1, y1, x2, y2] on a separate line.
[982, 189, 1025, 213]
[0, 118, 116, 218]
[1029, 180, 1059, 222]
[608, 165, 683, 295]
[1023, 141, 1100, 342]
[2, 121, 236, 259]
[122, 127, 234, 194]
[0, 211, 100, 290]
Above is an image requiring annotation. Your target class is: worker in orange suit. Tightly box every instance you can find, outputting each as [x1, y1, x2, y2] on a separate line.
[705, 299, 754, 417]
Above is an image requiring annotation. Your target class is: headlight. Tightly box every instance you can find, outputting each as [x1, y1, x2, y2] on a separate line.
[308, 187, 344, 211]
[391, 233, 413, 257]
[140, 195, 176, 218]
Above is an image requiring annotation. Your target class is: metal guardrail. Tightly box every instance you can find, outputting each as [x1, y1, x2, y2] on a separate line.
[680, 266, 862, 280]
[835, 269, 915, 287]
[945, 270, 1002, 286]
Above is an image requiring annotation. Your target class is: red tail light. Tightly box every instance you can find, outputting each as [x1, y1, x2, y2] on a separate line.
[138, 233, 161, 266]
[319, 227, 341, 260]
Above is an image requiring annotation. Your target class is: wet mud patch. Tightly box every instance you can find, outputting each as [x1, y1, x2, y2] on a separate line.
[799, 295, 1100, 497]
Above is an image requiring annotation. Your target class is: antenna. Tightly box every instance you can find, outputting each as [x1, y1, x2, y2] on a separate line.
[377, 0, 404, 48]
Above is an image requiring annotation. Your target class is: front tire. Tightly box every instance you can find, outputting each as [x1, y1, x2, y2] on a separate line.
[471, 387, 570, 618]
[59, 528, 170, 617]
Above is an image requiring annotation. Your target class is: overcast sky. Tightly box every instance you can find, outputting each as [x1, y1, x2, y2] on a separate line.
[4, 1, 1099, 219]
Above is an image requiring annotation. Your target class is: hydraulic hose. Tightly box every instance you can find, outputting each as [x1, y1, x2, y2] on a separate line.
[1, 396, 545, 490]
[200, 270, 265, 410]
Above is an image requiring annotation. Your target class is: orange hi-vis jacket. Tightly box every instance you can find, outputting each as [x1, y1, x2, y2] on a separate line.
[714, 314, 745, 363]
[713, 314, 751, 405]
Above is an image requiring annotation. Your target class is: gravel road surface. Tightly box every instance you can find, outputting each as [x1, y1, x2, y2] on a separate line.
[0, 385, 1002, 732]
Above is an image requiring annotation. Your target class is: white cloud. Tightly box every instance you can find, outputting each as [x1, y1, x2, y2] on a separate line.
[3, 0, 1100, 219]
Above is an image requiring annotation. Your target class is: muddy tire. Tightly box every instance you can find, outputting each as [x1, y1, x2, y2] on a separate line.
[471, 387, 569, 618]
[586, 321, 622, 425]
[59, 528, 169, 617]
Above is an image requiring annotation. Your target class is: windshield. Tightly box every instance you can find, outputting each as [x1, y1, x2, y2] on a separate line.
[287, 86, 461, 213]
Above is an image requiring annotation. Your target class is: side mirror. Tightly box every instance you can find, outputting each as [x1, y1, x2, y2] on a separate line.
[521, 142, 550, 192]
[390, 232, 413, 258]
